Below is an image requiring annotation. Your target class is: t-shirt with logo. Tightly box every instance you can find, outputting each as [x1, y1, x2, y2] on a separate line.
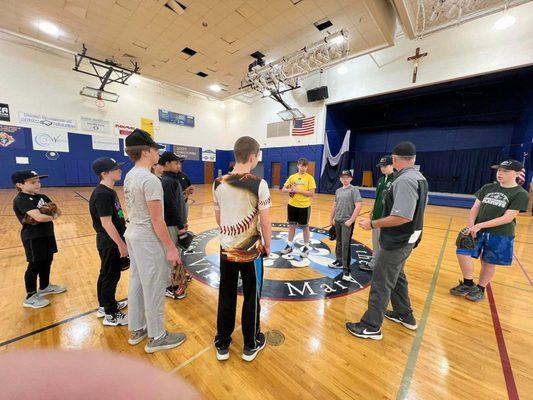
[123, 166, 164, 242]
[284, 172, 316, 208]
[474, 182, 529, 236]
[13, 192, 55, 241]
[334, 185, 362, 222]
[89, 184, 127, 250]
[213, 173, 271, 263]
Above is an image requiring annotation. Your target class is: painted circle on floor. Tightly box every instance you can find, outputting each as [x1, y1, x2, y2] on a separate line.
[182, 223, 373, 301]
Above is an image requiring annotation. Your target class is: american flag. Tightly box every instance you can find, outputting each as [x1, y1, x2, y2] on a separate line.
[517, 168, 526, 185]
[292, 116, 315, 136]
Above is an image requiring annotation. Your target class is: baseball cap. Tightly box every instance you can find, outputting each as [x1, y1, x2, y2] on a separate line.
[92, 157, 125, 175]
[392, 141, 416, 157]
[491, 159, 524, 172]
[125, 128, 165, 149]
[376, 155, 393, 167]
[158, 151, 184, 165]
[11, 170, 48, 185]
[340, 170, 353, 177]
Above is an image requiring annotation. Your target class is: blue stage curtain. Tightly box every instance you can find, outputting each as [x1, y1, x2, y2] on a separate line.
[350, 147, 505, 194]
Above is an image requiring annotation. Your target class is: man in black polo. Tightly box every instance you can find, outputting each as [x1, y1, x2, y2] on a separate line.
[347, 141, 428, 340]
[176, 159, 193, 222]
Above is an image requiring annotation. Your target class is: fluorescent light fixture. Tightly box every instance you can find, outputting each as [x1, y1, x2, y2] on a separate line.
[277, 108, 305, 121]
[493, 14, 515, 30]
[38, 20, 60, 36]
[337, 64, 348, 75]
[328, 33, 346, 45]
[219, 102, 226, 109]
[209, 84, 222, 92]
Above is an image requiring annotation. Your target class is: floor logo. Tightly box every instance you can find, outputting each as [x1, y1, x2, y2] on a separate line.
[183, 223, 373, 301]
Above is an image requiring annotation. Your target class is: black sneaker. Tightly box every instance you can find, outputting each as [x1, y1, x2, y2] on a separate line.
[384, 310, 417, 330]
[216, 347, 230, 361]
[346, 322, 383, 340]
[242, 333, 266, 362]
[328, 260, 343, 269]
[281, 245, 292, 255]
[301, 246, 310, 257]
[450, 280, 475, 297]
[465, 286, 485, 302]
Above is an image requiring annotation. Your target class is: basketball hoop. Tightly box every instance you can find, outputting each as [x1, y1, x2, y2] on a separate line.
[95, 95, 105, 109]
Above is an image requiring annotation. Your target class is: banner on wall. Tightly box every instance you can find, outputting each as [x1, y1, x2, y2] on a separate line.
[81, 117, 111, 134]
[202, 148, 216, 162]
[158, 109, 195, 127]
[0, 124, 26, 149]
[140, 117, 154, 137]
[115, 123, 136, 136]
[0, 103, 10, 121]
[92, 135, 119, 151]
[32, 129, 70, 152]
[173, 145, 200, 160]
[19, 112, 77, 130]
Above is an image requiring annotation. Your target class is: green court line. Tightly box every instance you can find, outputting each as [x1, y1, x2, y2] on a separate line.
[396, 217, 452, 400]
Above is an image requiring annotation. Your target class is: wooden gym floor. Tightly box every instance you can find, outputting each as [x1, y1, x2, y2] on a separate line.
[0, 184, 531, 400]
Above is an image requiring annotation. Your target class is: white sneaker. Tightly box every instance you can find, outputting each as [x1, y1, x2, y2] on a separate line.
[96, 307, 105, 318]
[37, 284, 67, 296]
[117, 300, 127, 311]
[23, 293, 50, 309]
[97, 300, 127, 318]
[342, 274, 358, 284]
[103, 312, 128, 326]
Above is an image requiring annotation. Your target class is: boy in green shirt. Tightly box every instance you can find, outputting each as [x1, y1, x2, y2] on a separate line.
[451, 160, 529, 302]
[364, 156, 394, 272]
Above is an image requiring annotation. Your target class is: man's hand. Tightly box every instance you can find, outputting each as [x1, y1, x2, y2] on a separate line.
[330, 218, 335, 226]
[118, 241, 129, 258]
[358, 218, 372, 231]
[344, 219, 354, 227]
[468, 224, 482, 238]
[166, 245, 181, 266]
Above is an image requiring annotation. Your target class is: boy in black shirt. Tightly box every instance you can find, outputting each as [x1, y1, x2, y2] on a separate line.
[12, 170, 66, 309]
[89, 157, 128, 326]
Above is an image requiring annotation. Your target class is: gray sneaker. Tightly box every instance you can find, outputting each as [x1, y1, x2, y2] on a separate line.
[23, 293, 50, 309]
[128, 327, 148, 345]
[144, 331, 187, 353]
[466, 286, 485, 302]
[216, 347, 230, 361]
[384, 310, 417, 330]
[450, 281, 475, 297]
[38, 284, 67, 296]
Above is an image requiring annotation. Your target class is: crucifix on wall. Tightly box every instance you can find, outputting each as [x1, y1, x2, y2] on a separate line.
[407, 47, 427, 83]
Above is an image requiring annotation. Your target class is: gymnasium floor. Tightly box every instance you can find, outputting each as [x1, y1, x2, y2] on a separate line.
[0, 184, 531, 400]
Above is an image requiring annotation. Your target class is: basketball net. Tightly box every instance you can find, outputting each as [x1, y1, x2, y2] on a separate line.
[95, 94, 105, 109]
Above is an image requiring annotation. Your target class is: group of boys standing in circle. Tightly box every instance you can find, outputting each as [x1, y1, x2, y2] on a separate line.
[11, 128, 528, 358]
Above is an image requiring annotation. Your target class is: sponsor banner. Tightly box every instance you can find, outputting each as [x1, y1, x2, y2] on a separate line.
[115, 123, 135, 136]
[140, 117, 154, 137]
[158, 109, 195, 127]
[0, 124, 26, 149]
[81, 117, 111, 134]
[92, 135, 119, 151]
[173, 145, 200, 161]
[202, 148, 216, 162]
[19, 112, 77, 130]
[31, 129, 70, 152]
[0, 103, 10, 121]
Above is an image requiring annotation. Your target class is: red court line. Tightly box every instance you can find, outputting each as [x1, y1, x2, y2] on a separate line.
[486, 284, 520, 400]
[514, 255, 533, 288]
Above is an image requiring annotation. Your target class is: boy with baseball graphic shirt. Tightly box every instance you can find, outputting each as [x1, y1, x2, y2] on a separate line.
[214, 136, 272, 363]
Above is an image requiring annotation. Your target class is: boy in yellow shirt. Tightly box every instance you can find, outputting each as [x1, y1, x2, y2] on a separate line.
[281, 158, 316, 257]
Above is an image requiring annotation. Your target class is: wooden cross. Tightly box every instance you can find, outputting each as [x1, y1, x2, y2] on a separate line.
[407, 47, 427, 83]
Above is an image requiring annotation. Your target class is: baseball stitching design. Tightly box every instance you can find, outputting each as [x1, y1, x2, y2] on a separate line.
[220, 209, 258, 236]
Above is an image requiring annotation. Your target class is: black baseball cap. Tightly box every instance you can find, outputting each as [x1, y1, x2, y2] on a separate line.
[340, 170, 353, 177]
[92, 157, 125, 175]
[376, 155, 393, 167]
[491, 159, 524, 172]
[125, 128, 165, 149]
[158, 151, 184, 165]
[11, 170, 48, 184]
[392, 141, 416, 156]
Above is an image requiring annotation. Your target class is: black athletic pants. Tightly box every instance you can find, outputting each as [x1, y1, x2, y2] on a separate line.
[23, 236, 57, 296]
[97, 245, 122, 315]
[215, 256, 264, 350]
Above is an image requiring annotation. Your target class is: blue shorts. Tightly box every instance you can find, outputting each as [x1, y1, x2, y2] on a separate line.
[456, 232, 514, 266]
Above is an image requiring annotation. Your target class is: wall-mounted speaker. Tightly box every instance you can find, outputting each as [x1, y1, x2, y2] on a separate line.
[306, 86, 329, 102]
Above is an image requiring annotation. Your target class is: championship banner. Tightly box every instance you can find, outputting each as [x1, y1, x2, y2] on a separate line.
[141, 117, 154, 137]
[115, 123, 135, 136]
[81, 117, 111, 134]
[173, 145, 200, 160]
[0, 103, 10, 121]
[0, 124, 26, 149]
[19, 112, 77, 130]
[32, 129, 70, 152]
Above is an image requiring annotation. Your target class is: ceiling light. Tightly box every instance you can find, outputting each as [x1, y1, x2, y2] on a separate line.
[38, 20, 60, 36]
[329, 35, 346, 45]
[337, 64, 348, 75]
[209, 84, 222, 92]
[219, 102, 226, 109]
[493, 14, 515, 30]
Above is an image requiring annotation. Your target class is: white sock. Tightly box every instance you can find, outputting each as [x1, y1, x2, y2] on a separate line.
[287, 241, 293, 247]
[304, 242, 310, 247]
[154, 331, 166, 341]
